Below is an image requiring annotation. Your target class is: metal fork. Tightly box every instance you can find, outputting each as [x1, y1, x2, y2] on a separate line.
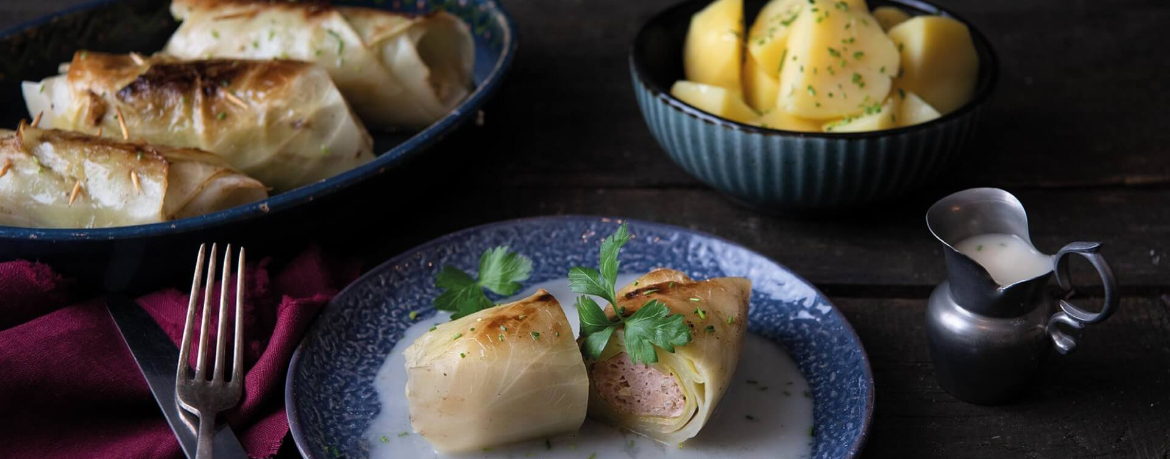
[176, 243, 245, 459]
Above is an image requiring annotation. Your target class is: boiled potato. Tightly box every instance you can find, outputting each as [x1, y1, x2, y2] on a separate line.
[873, 6, 910, 31]
[684, 0, 744, 90]
[671, 80, 758, 123]
[895, 89, 941, 127]
[743, 55, 780, 112]
[822, 96, 898, 132]
[888, 16, 979, 114]
[777, 0, 899, 119]
[751, 108, 821, 132]
[746, 0, 803, 76]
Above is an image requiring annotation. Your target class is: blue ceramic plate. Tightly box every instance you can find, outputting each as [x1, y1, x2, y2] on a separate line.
[0, 0, 516, 241]
[286, 216, 874, 459]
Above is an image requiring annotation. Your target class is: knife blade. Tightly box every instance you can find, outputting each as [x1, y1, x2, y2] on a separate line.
[106, 294, 250, 459]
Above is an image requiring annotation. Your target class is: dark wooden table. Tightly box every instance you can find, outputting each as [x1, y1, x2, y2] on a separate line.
[4, 0, 1169, 457]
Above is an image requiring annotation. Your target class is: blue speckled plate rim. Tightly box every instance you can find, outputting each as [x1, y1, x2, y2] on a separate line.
[0, 0, 518, 241]
[629, 0, 1000, 139]
[284, 215, 876, 459]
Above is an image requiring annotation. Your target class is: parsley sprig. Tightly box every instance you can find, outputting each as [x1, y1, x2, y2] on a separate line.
[571, 223, 692, 365]
[434, 246, 533, 319]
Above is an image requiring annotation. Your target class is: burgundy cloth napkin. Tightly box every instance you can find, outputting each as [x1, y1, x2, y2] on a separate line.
[0, 246, 359, 459]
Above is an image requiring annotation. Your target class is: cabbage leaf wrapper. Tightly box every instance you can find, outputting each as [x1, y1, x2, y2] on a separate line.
[404, 290, 589, 453]
[0, 126, 267, 228]
[165, 0, 475, 130]
[23, 51, 373, 191]
[585, 269, 751, 445]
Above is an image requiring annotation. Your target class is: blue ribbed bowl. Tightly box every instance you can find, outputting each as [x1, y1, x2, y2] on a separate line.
[631, 0, 998, 211]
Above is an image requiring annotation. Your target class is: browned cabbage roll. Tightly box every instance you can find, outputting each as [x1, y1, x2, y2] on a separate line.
[165, 0, 475, 130]
[0, 125, 266, 228]
[23, 51, 374, 191]
[586, 269, 751, 445]
[403, 290, 589, 452]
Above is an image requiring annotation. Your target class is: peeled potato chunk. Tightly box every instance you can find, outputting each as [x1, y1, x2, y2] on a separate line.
[751, 108, 822, 132]
[684, 0, 744, 90]
[672, 81, 758, 123]
[823, 96, 898, 132]
[895, 89, 941, 127]
[888, 16, 979, 115]
[778, 0, 899, 119]
[873, 6, 911, 31]
[746, 0, 803, 76]
[743, 55, 781, 112]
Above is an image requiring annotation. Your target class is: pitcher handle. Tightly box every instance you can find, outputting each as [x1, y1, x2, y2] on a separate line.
[1046, 242, 1120, 354]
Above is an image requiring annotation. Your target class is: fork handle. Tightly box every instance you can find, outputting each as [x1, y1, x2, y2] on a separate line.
[196, 414, 215, 459]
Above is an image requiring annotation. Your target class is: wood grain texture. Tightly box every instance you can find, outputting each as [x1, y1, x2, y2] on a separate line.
[1, 0, 1169, 458]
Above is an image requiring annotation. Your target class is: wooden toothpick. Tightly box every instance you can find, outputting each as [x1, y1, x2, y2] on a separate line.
[30, 111, 43, 128]
[69, 180, 83, 206]
[116, 107, 129, 140]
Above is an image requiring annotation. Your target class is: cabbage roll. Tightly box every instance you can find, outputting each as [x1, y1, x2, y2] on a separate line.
[165, 0, 475, 130]
[0, 125, 266, 228]
[403, 290, 589, 452]
[22, 51, 373, 191]
[586, 269, 751, 445]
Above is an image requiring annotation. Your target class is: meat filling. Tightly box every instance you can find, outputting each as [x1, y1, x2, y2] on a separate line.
[593, 353, 685, 417]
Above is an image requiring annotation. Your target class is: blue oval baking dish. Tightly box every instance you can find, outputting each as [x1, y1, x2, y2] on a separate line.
[0, 0, 517, 288]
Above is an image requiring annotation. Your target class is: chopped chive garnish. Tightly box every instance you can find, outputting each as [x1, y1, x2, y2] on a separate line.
[469, 327, 475, 331]
[531, 331, 541, 340]
[460, 352, 466, 358]
[643, 289, 658, 295]
[408, 311, 418, 320]
[727, 316, 736, 324]
[518, 314, 527, 320]
[694, 308, 706, 319]
[217, 112, 227, 120]
[500, 325, 507, 331]
[498, 333, 505, 341]
[705, 325, 716, 333]
[452, 333, 462, 340]
[398, 431, 409, 437]
[429, 326, 437, 332]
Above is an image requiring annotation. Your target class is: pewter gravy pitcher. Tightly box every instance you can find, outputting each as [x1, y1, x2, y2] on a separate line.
[925, 188, 1120, 404]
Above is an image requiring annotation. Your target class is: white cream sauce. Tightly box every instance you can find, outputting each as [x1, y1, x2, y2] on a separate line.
[954, 233, 1053, 286]
[365, 276, 814, 459]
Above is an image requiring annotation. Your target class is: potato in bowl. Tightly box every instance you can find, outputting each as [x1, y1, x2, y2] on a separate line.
[674, 0, 981, 133]
[629, 0, 998, 210]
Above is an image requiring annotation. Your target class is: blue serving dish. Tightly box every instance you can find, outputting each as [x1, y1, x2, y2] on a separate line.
[287, 216, 875, 459]
[631, 0, 998, 212]
[0, 0, 516, 289]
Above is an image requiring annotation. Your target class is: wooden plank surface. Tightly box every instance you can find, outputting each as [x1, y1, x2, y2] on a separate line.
[2, 0, 1169, 458]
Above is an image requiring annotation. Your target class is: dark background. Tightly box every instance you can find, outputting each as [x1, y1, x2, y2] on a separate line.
[2, 0, 1169, 457]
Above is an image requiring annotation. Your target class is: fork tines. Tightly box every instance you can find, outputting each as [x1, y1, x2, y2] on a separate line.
[176, 243, 245, 414]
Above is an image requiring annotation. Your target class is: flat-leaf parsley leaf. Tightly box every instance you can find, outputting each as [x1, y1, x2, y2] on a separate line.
[570, 223, 691, 364]
[434, 246, 532, 319]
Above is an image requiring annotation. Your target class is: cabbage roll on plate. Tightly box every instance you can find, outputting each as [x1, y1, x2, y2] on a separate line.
[403, 290, 590, 453]
[586, 268, 752, 445]
[165, 0, 475, 130]
[23, 51, 374, 191]
[0, 125, 266, 229]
